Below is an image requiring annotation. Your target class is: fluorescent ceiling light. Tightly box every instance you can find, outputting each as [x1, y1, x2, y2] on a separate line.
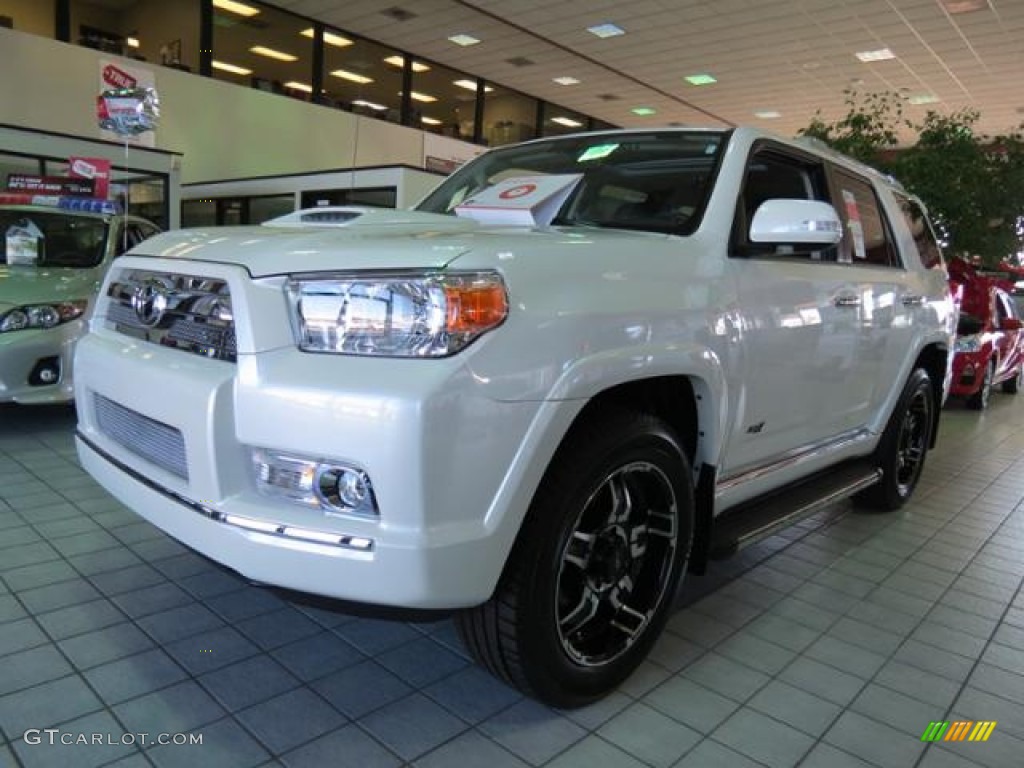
[553, 76, 581, 86]
[550, 116, 583, 128]
[587, 23, 625, 38]
[213, 0, 260, 17]
[855, 47, 896, 62]
[453, 79, 493, 92]
[421, 116, 442, 125]
[631, 106, 656, 116]
[331, 69, 374, 84]
[284, 81, 312, 93]
[754, 110, 781, 119]
[384, 55, 430, 72]
[212, 60, 252, 76]
[685, 73, 717, 86]
[909, 94, 939, 105]
[126, 37, 140, 48]
[250, 46, 297, 62]
[352, 99, 387, 111]
[300, 28, 353, 47]
[448, 34, 481, 47]
[409, 91, 437, 103]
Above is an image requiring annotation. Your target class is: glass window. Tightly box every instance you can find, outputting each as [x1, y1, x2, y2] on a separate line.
[300, 188, 396, 209]
[182, 199, 216, 227]
[541, 104, 590, 138]
[212, 0, 312, 100]
[0, 208, 108, 268]
[321, 32, 403, 121]
[408, 59, 478, 139]
[0, 153, 43, 186]
[0, 0, 54, 38]
[482, 86, 538, 147]
[896, 194, 944, 270]
[249, 194, 294, 223]
[70, 0, 200, 73]
[832, 170, 898, 267]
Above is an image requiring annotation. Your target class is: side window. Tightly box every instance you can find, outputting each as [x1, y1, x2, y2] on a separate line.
[733, 148, 831, 259]
[831, 171, 898, 267]
[895, 194, 944, 270]
[995, 292, 1013, 327]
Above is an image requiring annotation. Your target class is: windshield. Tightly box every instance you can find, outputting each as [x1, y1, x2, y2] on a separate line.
[0, 209, 109, 269]
[416, 131, 726, 235]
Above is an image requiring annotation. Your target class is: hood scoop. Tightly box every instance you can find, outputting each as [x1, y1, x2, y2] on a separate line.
[263, 206, 467, 230]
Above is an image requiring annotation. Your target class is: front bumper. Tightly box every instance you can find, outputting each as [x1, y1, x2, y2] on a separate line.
[0, 321, 84, 404]
[949, 353, 983, 397]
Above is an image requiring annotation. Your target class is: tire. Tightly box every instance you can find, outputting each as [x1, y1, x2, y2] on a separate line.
[856, 368, 935, 512]
[1002, 365, 1022, 394]
[456, 408, 694, 708]
[967, 360, 994, 410]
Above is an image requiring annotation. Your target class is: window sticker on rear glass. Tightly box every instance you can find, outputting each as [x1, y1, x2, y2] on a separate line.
[841, 189, 865, 262]
[4, 219, 43, 265]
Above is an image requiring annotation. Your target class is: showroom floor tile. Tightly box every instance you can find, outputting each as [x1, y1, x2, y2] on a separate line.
[1, 394, 1023, 768]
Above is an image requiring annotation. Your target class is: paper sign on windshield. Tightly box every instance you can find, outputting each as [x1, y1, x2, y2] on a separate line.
[5, 220, 44, 265]
[454, 174, 583, 227]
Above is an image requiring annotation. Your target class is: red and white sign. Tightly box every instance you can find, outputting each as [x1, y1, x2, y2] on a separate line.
[68, 157, 112, 199]
[5, 174, 95, 196]
[455, 174, 583, 227]
[101, 63, 138, 90]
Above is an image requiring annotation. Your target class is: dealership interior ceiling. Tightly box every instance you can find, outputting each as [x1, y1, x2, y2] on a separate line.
[271, 0, 1024, 144]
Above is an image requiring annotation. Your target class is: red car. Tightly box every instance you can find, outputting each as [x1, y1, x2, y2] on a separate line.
[950, 280, 1024, 409]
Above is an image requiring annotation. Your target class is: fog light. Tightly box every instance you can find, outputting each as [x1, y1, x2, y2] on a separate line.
[252, 448, 378, 517]
[28, 357, 61, 387]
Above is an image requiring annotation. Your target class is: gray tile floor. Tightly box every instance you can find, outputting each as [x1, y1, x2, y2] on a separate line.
[1, 393, 1023, 768]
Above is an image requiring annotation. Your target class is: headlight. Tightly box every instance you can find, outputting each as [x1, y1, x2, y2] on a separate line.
[286, 271, 508, 357]
[0, 301, 88, 333]
[954, 335, 981, 354]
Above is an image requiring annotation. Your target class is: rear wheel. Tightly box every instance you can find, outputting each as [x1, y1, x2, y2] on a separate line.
[967, 360, 994, 410]
[856, 368, 934, 511]
[456, 409, 694, 708]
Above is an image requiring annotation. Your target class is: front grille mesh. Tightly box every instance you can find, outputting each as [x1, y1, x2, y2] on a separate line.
[94, 394, 188, 480]
[104, 270, 237, 362]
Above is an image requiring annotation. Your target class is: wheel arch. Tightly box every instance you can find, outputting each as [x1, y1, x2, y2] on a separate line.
[912, 342, 948, 448]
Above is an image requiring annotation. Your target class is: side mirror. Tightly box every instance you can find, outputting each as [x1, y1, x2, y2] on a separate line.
[750, 199, 843, 246]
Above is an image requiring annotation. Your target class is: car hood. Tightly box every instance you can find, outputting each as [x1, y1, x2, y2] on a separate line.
[127, 207, 671, 277]
[0, 266, 102, 311]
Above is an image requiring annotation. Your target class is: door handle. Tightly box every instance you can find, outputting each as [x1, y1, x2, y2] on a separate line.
[834, 294, 861, 308]
[902, 295, 926, 307]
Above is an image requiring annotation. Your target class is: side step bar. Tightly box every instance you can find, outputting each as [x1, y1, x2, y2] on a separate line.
[709, 461, 882, 559]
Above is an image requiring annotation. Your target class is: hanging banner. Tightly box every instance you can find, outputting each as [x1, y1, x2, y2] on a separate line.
[68, 157, 112, 199]
[98, 60, 158, 147]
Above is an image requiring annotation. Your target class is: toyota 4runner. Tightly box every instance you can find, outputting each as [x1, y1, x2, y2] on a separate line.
[74, 127, 955, 707]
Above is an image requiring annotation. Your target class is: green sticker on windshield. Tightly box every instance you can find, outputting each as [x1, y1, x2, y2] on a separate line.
[578, 144, 619, 162]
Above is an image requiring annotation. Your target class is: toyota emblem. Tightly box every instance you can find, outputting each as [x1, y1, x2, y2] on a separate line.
[131, 281, 170, 327]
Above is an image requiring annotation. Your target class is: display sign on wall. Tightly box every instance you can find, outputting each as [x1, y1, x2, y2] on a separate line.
[98, 60, 158, 147]
[68, 157, 112, 199]
[5, 174, 95, 196]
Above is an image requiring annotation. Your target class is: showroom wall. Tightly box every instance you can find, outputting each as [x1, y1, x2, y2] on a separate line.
[0, 27, 477, 186]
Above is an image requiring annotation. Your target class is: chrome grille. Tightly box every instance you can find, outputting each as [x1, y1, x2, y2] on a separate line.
[94, 394, 188, 480]
[105, 270, 237, 362]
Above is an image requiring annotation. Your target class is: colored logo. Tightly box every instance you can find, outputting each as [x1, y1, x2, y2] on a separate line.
[498, 183, 537, 200]
[921, 721, 997, 742]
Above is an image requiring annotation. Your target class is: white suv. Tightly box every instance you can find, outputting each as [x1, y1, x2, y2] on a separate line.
[74, 127, 955, 707]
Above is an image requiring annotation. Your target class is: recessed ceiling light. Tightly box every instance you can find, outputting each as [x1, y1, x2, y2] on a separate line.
[855, 47, 896, 62]
[126, 36, 140, 48]
[453, 79, 493, 92]
[212, 60, 252, 76]
[550, 116, 583, 128]
[421, 116, 442, 125]
[409, 91, 437, 103]
[448, 34, 481, 47]
[909, 94, 939, 105]
[331, 69, 374, 84]
[213, 0, 259, 17]
[631, 107, 656, 116]
[383, 55, 430, 72]
[553, 76, 581, 86]
[300, 28, 353, 47]
[587, 23, 625, 38]
[284, 81, 312, 93]
[250, 46, 298, 62]
[352, 99, 387, 111]
[941, 0, 989, 13]
[754, 110, 781, 119]
[685, 73, 717, 86]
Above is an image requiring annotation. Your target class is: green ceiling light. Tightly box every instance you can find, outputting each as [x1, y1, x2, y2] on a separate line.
[631, 107, 656, 116]
[685, 73, 717, 86]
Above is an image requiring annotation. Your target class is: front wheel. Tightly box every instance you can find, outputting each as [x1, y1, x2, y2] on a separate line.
[856, 368, 934, 512]
[456, 409, 694, 708]
[967, 360, 994, 410]
[1002, 365, 1022, 394]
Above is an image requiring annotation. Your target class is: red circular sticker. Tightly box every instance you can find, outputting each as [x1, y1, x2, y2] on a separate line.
[498, 183, 537, 200]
